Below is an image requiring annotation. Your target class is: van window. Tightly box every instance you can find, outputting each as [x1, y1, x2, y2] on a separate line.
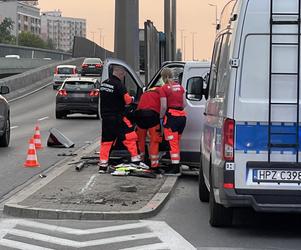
[216, 32, 233, 97]
[148, 65, 184, 88]
[109, 64, 140, 97]
[209, 36, 224, 98]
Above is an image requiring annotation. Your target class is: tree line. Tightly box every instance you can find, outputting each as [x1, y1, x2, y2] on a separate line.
[0, 17, 55, 50]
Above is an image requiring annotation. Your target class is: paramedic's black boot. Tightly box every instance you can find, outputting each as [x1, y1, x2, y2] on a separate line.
[98, 162, 108, 173]
[151, 167, 165, 175]
[165, 164, 181, 176]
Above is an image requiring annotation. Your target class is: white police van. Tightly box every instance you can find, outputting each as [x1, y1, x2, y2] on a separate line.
[190, 0, 301, 227]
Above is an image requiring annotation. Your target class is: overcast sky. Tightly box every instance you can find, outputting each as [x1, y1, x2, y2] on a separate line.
[38, 0, 230, 60]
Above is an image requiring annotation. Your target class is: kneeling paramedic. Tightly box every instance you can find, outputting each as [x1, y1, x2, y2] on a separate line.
[135, 86, 165, 169]
[99, 65, 141, 173]
[160, 68, 187, 174]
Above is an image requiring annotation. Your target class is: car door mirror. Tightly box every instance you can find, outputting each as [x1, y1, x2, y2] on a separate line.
[0, 86, 9, 95]
[203, 72, 210, 100]
[186, 77, 204, 101]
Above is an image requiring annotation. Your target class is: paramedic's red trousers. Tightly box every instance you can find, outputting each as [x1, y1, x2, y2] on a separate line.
[135, 109, 161, 168]
[163, 109, 186, 164]
[99, 115, 140, 165]
[136, 124, 161, 168]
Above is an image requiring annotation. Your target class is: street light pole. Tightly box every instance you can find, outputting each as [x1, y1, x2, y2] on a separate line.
[98, 28, 102, 47]
[180, 29, 185, 61]
[102, 36, 105, 48]
[91, 31, 96, 56]
[191, 32, 196, 61]
[183, 35, 187, 61]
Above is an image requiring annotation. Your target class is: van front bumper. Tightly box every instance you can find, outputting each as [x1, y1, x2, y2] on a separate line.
[219, 187, 301, 213]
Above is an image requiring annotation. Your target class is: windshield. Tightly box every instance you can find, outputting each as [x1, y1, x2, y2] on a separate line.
[57, 67, 74, 74]
[84, 58, 102, 64]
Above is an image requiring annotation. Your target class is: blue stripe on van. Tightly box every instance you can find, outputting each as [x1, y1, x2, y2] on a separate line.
[236, 122, 300, 153]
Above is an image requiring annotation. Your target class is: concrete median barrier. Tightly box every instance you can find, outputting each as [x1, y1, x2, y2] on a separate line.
[0, 57, 84, 100]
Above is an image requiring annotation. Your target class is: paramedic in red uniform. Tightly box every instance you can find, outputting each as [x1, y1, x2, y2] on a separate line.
[135, 86, 164, 169]
[160, 68, 187, 174]
[98, 65, 141, 173]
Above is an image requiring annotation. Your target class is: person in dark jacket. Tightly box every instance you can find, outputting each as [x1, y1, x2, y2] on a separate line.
[98, 65, 140, 172]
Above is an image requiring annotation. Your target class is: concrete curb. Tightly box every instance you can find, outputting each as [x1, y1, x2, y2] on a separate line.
[3, 140, 178, 220]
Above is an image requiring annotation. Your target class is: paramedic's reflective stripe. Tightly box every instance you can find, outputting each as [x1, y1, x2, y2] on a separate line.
[236, 122, 301, 153]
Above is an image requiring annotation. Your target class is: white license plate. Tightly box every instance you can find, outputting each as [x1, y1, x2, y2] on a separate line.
[72, 93, 86, 98]
[88, 66, 95, 68]
[253, 169, 301, 183]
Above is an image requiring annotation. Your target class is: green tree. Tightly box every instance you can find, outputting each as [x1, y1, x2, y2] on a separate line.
[18, 31, 47, 49]
[0, 18, 15, 44]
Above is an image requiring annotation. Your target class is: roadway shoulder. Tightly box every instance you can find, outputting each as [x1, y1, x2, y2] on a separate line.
[3, 140, 178, 220]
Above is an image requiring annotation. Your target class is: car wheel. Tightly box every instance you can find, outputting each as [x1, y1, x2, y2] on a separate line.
[209, 171, 233, 227]
[55, 110, 66, 119]
[199, 158, 209, 202]
[0, 117, 10, 147]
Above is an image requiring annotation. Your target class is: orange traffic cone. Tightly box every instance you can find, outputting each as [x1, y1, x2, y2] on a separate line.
[34, 123, 43, 150]
[24, 137, 40, 168]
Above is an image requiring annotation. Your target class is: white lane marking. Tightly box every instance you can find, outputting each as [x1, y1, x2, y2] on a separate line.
[0, 239, 54, 250]
[11, 126, 19, 130]
[120, 242, 170, 250]
[8, 229, 156, 248]
[143, 220, 196, 250]
[79, 174, 97, 195]
[0, 219, 17, 239]
[2, 220, 148, 235]
[37, 116, 49, 121]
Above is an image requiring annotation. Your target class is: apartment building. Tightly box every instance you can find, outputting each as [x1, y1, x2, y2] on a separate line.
[0, 1, 41, 37]
[41, 10, 86, 52]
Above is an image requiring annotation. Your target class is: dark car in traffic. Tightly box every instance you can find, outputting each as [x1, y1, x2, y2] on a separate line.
[55, 77, 100, 119]
[81, 58, 103, 76]
[0, 86, 10, 147]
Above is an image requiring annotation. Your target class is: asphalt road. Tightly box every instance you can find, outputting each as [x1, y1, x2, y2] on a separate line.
[0, 85, 101, 201]
[1, 83, 301, 249]
[154, 175, 301, 250]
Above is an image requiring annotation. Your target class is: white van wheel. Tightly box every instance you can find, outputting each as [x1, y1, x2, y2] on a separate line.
[209, 174, 233, 227]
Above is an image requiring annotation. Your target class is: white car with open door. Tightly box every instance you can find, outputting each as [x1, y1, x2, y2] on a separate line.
[100, 58, 210, 168]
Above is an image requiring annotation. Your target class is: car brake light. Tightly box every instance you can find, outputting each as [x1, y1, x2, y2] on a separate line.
[58, 89, 68, 96]
[222, 118, 235, 161]
[73, 68, 77, 74]
[89, 89, 99, 97]
[223, 183, 234, 189]
[54, 67, 58, 74]
[82, 64, 88, 68]
[95, 64, 102, 68]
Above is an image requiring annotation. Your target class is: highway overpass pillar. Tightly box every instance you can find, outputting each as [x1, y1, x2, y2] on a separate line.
[164, 0, 177, 61]
[115, 0, 139, 72]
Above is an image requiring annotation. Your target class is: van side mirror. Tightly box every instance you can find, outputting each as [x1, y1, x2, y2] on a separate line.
[203, 72, 210, 100]
[186, 77, 204, 101]
[0, 86, 9, 95]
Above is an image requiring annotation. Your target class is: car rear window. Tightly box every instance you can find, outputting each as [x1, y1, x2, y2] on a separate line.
[84, 58, 102, 64]
[64, 81, 95, 90]
[57, 67, 74, 74]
